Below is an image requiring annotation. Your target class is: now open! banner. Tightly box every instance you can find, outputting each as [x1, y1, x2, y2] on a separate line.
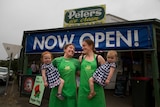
[25, 24, 153, 53]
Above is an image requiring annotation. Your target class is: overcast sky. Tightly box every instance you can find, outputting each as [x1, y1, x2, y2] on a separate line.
[0, 0, 160, 60]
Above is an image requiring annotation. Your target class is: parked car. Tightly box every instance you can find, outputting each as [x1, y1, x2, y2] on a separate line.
[0, 67, 8, 83]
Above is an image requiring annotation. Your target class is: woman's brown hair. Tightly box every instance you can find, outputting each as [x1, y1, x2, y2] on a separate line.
[83, 39, 97, 53]
[63, 43, 75, 50]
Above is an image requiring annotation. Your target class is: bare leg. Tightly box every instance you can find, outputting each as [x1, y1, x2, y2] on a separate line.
[58, 78, 64, 94]
[56, 78, 65, 100]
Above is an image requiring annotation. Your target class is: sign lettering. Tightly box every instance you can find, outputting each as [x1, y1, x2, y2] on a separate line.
[64, 5, 106, 27]
[25, 25, 152, 53]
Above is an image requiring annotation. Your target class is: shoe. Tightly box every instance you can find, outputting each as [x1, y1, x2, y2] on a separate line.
[88, 92, 96, 99]
[56, 93, 64, 100]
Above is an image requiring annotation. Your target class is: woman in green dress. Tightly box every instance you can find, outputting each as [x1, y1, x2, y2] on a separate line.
[78, 39, 106, 107]
[49, 43, 80, 107]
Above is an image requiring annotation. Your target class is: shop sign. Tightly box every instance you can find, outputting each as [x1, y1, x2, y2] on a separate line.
[20, 75, 36, 96]
[25, 25, 152, 53]
[29, 76, 45, 106]
[63, 4, 106, 27]
[23, 77, 34, 92]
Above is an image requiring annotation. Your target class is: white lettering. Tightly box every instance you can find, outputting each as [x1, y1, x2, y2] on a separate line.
[33, 34, 75, 50]
[31, 29, 140, 52]
[33, 37, 45, 50]
[116, 31, 132, 47]
[68, 11, 76, 19]
[68, 9, 102, 19]
[45, 36, 57, 49]
[79, 33, 94, 47]
[106, 31, 115, 47]
[134, 30, 139, 47]
[95, 32, 105, 47]
[58, 34, 75, 49]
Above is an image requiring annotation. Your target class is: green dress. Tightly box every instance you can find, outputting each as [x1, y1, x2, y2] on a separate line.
[49, 56, 80, 107]
[77, 55, 106, 107]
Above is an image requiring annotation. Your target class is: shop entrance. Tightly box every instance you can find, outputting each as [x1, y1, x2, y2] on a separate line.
[105, 51, 154, 107]
[24, 51, 155, 107]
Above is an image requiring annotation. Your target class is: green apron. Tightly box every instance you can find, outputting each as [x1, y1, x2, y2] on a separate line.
[49, 57, 80, 107]
[77, 55, 106, 107]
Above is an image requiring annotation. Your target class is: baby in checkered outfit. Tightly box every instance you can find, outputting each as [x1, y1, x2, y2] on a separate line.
[41, 51, 64, 100]
[88, 50, 118, 99]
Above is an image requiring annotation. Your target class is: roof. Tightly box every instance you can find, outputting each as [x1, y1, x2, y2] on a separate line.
[23, 18, 160, 34]
[105, 14, 128, 23]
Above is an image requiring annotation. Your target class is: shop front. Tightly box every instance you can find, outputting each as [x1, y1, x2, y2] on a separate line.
[19, 19, 160, 107]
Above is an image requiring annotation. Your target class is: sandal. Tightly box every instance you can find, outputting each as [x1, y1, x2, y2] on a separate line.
[88, 92, 96, 99]
[56, 93, 64, 100]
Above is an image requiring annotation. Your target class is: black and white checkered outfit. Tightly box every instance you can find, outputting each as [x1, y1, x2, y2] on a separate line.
[93, 62, 116, 86]
[41, 63, 60, 88]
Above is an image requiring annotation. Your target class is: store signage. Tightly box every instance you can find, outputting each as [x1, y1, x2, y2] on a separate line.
[29, 76, 45, 106]
[20, 75, 36, 96]
[23, 77, 34, 92]
[63, 4, 106, 27]
[25, 25, 152, 53]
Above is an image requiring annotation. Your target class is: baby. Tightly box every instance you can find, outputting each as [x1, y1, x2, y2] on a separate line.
[41, 51, 64, 100]
[88, 50, 118, 99]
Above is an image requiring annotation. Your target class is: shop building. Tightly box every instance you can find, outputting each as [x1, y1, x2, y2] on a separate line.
[19, 18, 160, 107]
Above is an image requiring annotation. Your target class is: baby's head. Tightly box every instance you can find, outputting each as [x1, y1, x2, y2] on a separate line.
[41, 51, 53, 64]
[106, 50, 118, 63]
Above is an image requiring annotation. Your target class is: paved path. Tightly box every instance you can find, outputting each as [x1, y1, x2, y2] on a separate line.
[0, 77, 132, 107]
[0, 83, 5, 95]
[0, 78, 48, 107]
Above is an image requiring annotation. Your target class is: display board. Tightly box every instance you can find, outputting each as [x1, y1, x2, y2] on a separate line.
[114, 75, 127, 96]
[29, 76, 45, 106]
[20, 75, 36, 96]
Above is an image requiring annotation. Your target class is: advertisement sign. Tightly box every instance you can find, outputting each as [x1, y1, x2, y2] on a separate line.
[20, 75, 36, 96]
[29, 76, 45, 106]
[64, 4, 106, 27]
[25, 25, 153, 54]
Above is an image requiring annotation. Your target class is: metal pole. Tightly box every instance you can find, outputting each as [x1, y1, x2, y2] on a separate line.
[4, 53, 13, 95]
[152, 25, 160, 107]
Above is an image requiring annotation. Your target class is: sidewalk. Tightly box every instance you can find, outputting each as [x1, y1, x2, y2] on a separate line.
[0, 78, 48, 107]
[0, 77, 132, 107]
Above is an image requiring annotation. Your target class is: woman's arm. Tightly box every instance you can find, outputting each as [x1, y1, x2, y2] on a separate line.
[97, 55, 105, 65]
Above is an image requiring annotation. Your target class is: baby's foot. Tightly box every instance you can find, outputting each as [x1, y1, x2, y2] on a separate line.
[88, 92, 96, 99]
[56, 93, 64, 100]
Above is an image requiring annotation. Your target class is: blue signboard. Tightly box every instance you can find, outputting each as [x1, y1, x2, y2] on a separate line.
[25, 25, 153, 53]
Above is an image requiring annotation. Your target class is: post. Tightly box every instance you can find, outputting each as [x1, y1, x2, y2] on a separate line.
[4, 53, 13, 95]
